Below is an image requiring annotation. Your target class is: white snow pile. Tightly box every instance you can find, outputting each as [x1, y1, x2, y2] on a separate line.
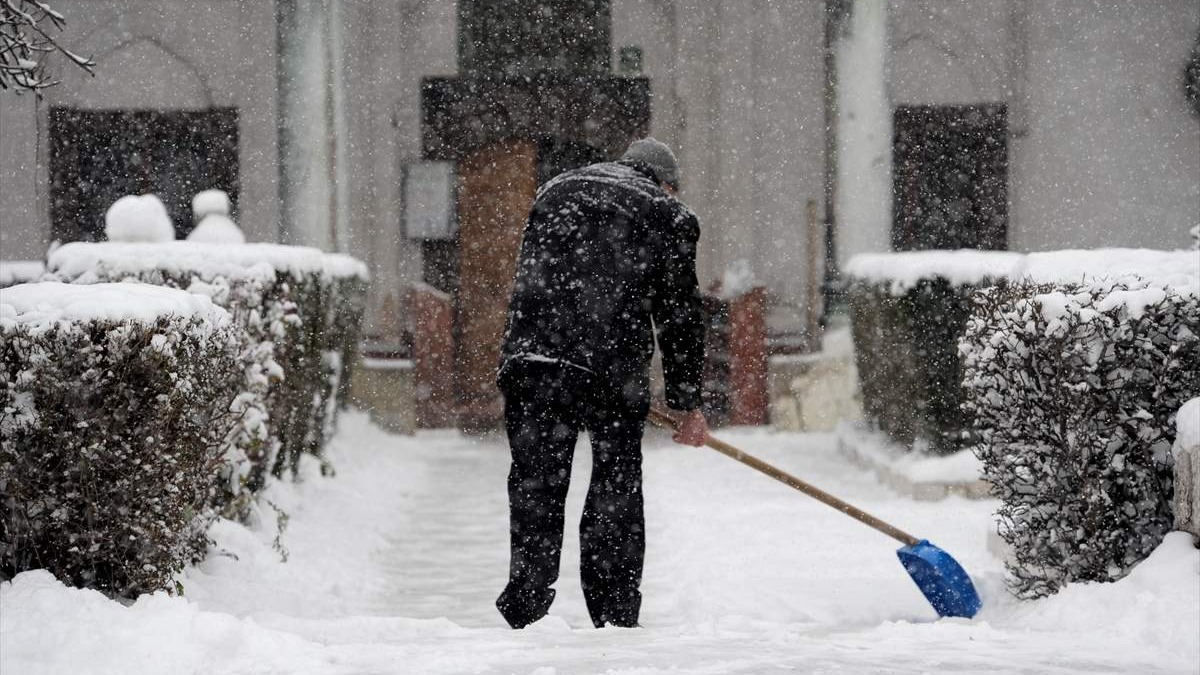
[188, 214, 246, 244]
[192, 189, 231, 220]
[846, 248, 1199, 297]
[838, 423, 984, 485]
[48, 241, 368, 284]
[189, 189, 246, 244]
[720, 258, 756, 298]
[0, 281, 228, 334]
[845, 250, 1025, 292]
[1022, 249, 1199, 295]
[1178, 397, 1200, 452]
[1002, 531, 1200, 657]
[0, 260, 44, 287]
[104, 194, 175, 243]
[323, 252, 371, 281]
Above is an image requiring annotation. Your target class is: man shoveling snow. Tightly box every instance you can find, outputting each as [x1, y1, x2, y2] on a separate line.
[495, 138, 709, 629]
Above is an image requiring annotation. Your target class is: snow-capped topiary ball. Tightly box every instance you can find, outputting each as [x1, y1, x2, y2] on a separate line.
[187, 214, 246, 244]
[104, 194, 175, 243]
[192, 189, 231, 221]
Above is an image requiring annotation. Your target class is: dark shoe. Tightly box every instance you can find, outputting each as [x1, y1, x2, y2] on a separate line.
[496, 586, 556, 629]
[584, 588, 641, 629]
[588, 605, 640, 629]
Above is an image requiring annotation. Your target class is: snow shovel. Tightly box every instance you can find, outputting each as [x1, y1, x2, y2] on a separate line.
[647, 406, 982, 619]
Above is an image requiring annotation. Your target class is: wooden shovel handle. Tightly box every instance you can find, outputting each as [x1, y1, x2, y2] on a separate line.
[648, 406, 920, 547]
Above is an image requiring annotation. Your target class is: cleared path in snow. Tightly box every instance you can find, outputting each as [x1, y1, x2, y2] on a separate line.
[370, 421, 985, 631]
[3, 412, 1196, 675]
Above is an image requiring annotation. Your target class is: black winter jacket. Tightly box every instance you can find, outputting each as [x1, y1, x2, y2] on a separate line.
[497, 160, 705, 412]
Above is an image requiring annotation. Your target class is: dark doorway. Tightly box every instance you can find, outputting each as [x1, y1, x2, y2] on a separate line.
[49, 107, 239, 242]
[892, 104, 1007, 251]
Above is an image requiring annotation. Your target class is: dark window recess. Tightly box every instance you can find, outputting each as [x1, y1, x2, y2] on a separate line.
[892, 104, 1008, 251]
[49, 107, 239, 242]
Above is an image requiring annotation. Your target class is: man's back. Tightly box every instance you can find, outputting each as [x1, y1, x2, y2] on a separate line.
[495, 139, 707, 630]
[498, 160, 704, 412]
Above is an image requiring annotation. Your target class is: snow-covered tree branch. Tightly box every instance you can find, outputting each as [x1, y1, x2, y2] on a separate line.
[0, 0, 94, 95]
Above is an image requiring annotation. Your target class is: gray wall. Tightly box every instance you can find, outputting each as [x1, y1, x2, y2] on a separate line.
[839, 0, 1200, 262]
[1013, 0, 1199, 250]
[0, 0, 280, 259]
[615, 0, 828, 336]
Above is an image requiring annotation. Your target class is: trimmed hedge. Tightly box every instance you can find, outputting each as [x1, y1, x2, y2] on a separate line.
[1, 284, 247, 596]
[848, 277, 994, 454]
[961, 280, 1200, 598]
[46, 242, 368, 492]
[846, 249, 1196, 455]
[3, 243, 367, 598]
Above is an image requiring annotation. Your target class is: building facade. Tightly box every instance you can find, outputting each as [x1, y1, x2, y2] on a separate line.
[837, 0, 1200, 267]
[1, 0, 1196, 398]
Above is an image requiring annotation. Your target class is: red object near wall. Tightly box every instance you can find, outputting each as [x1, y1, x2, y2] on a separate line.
[727, 287, 768, 425]
[410, 284, 456, 428]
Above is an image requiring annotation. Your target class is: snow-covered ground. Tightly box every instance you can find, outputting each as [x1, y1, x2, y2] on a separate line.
[3, 412, 1197, 674]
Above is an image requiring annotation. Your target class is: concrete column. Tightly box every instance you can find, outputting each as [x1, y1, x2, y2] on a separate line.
[1174, 399, 1200, 542]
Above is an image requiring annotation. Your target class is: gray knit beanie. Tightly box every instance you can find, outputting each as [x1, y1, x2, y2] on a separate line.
[621, 137, 680, 188]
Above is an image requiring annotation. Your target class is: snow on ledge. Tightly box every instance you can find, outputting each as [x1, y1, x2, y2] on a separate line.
[835, 423, 989, 501]
[844, 250, 1025, 292]
[361, 357, 414, 371]
[323, 252, 370, 281]
[846, 248, 1198, 296]
[1022, 249, 1199, 292]
[0, 260, 45, 287]
[0, 281, 229, 333]
[48, 242, 368, 284]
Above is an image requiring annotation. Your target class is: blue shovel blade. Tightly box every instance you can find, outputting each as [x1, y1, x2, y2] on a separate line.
[896, 539, 982, 618]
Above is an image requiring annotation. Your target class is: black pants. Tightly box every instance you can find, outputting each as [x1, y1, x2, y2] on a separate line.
[496, 361, 646, 629]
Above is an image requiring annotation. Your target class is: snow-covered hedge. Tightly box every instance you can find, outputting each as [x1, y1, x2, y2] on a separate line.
[847, 252, 1022, 454]
[1, 283, 247, 597]
[45, 242, 369, 487]
[961, 279, 1200, 598]
[847, 249, 1198, 455]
